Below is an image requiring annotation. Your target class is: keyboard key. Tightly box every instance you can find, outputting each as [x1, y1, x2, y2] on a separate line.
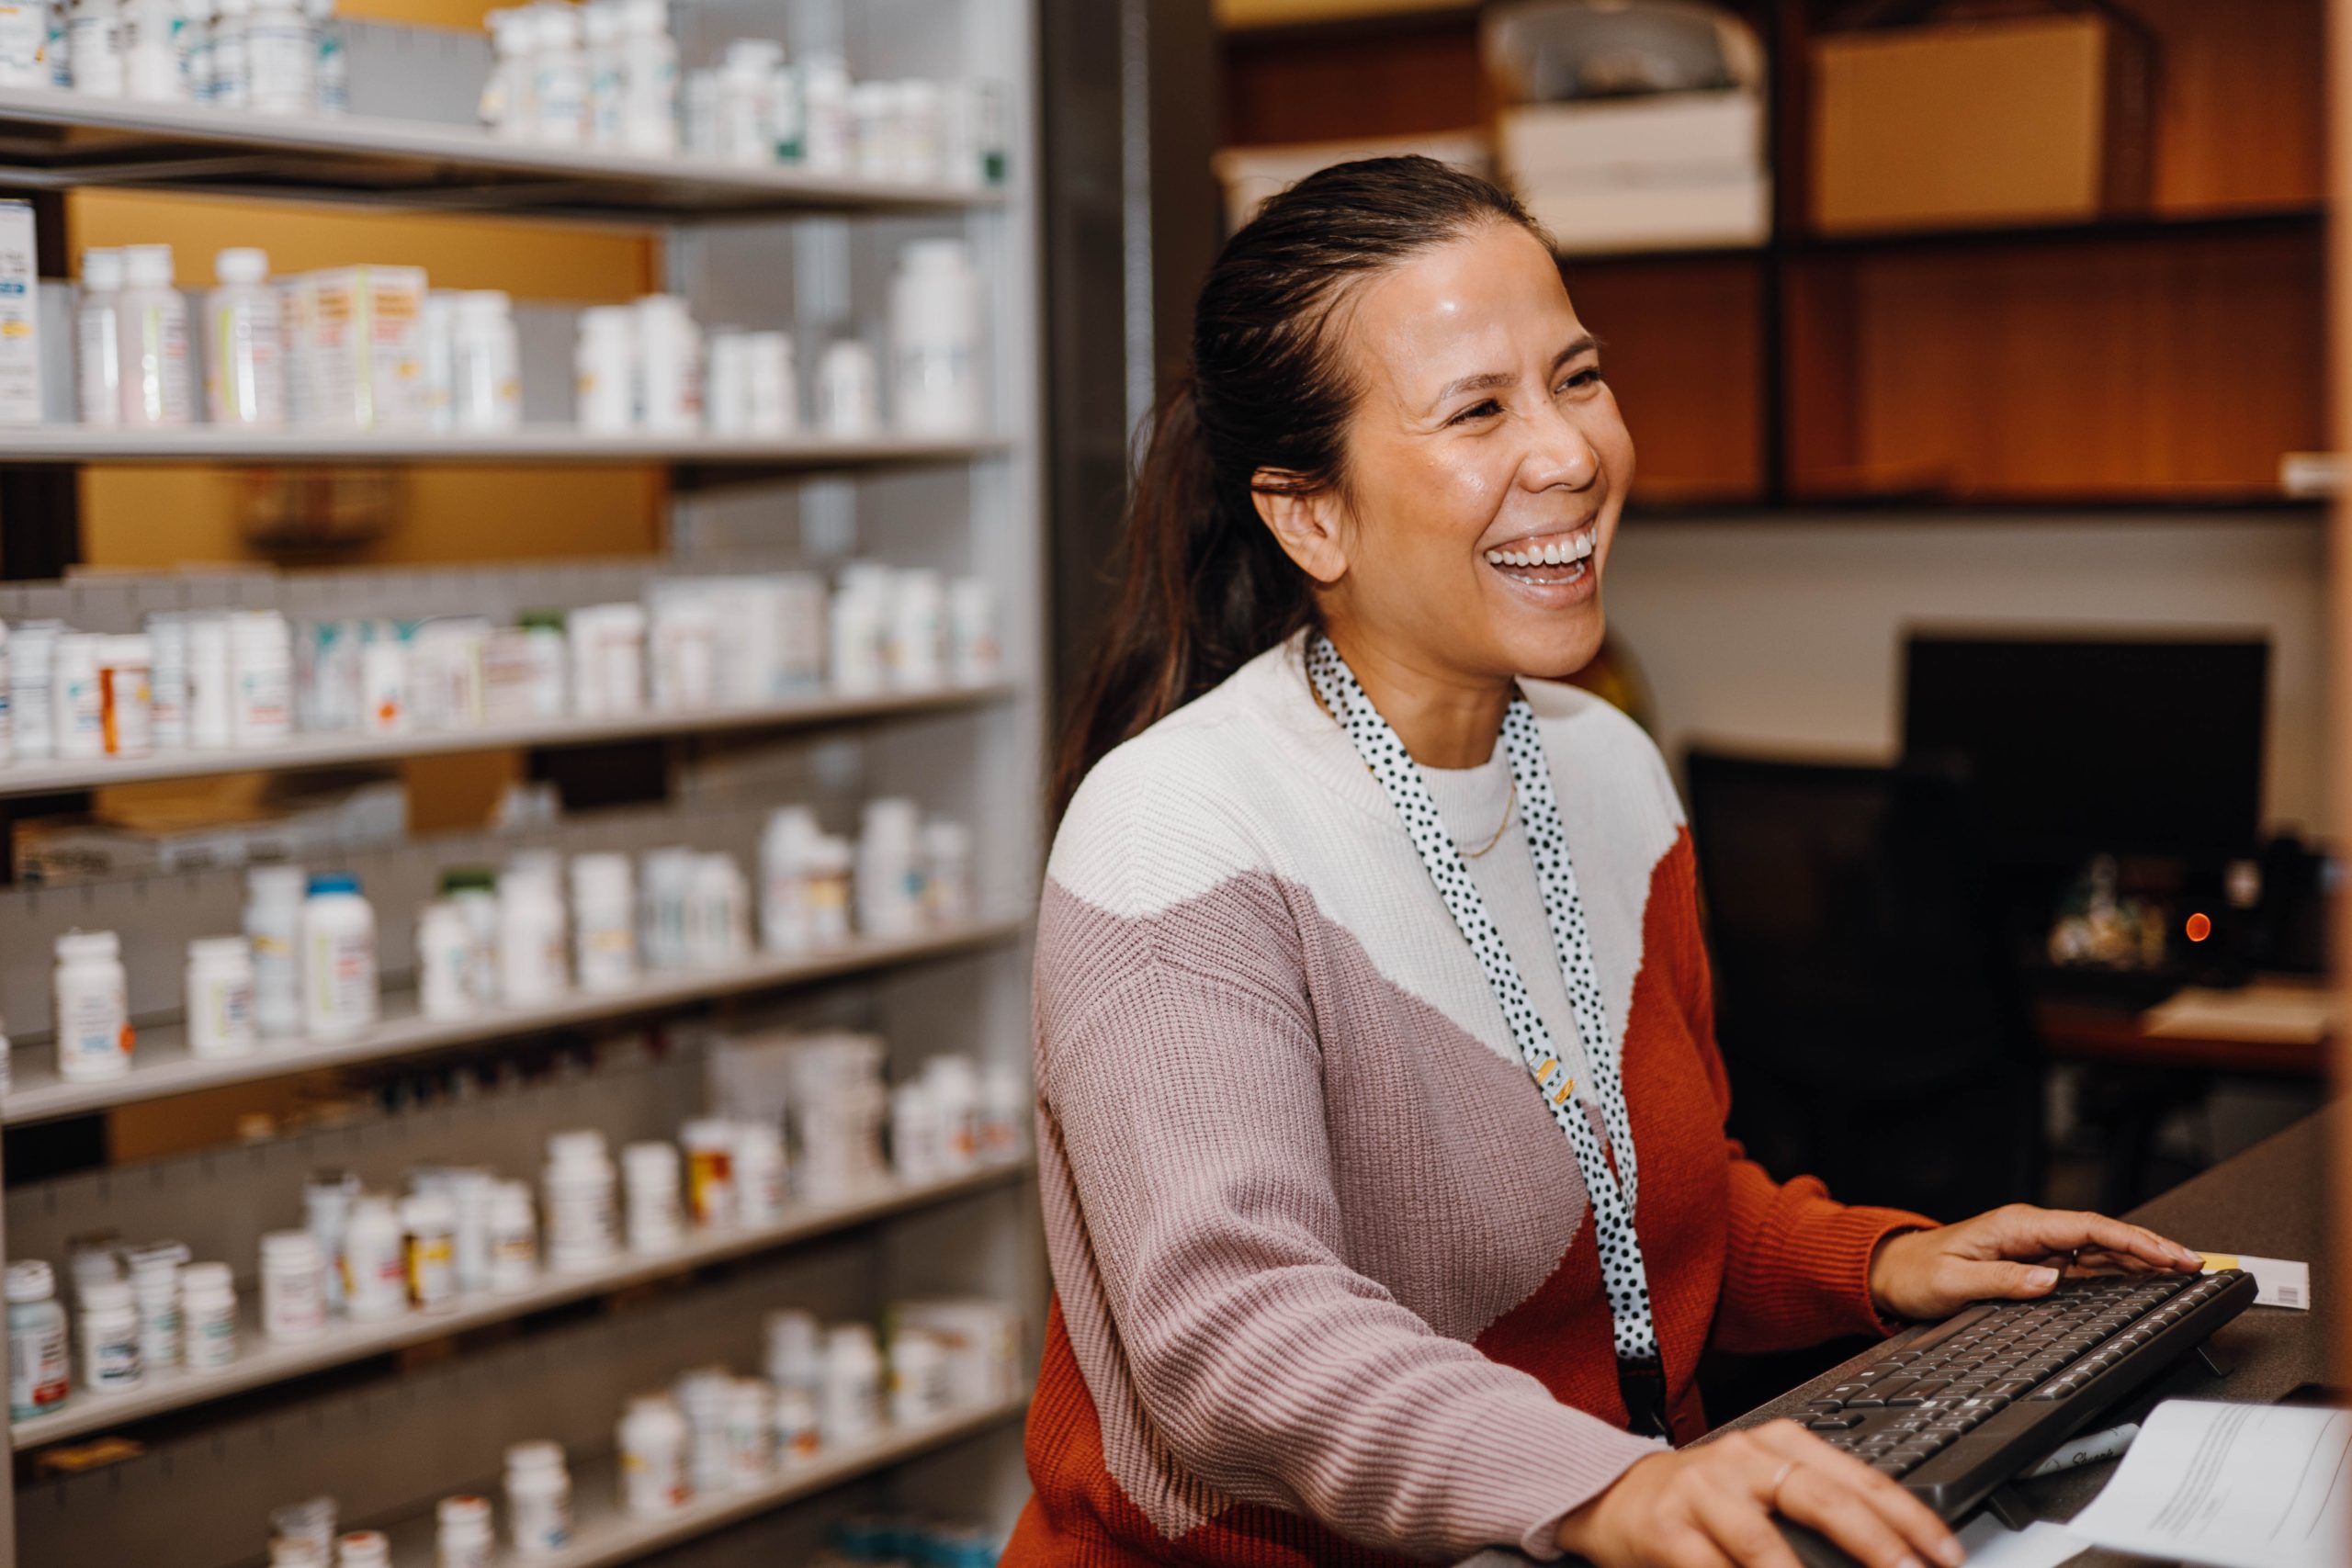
[1809, 1416, 1864, 1431]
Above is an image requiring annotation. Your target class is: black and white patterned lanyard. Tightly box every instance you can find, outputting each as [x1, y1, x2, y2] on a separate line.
[1308, 635, 1667, 1424]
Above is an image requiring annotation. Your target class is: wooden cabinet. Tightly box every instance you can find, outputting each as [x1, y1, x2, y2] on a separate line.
[1218, 0, 2328, 513]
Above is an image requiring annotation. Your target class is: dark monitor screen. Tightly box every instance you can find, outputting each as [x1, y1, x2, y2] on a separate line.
[1900, 633, 2268, 866]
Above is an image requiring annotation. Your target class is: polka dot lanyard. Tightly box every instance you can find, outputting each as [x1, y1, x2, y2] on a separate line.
[1308, 635, 1662, 1382]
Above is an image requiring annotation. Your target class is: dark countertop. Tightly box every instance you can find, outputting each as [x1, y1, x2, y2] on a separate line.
[1461, 1104, 2337, 1568]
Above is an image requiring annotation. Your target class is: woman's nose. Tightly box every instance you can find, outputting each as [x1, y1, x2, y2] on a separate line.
[1523, 401, 1600, 491]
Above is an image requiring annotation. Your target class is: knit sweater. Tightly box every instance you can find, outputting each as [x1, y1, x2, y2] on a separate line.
[1012, 634, 1934, 1568]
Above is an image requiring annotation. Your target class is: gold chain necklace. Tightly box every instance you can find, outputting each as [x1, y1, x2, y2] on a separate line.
[1457, 774, 1518, 860]
[1306, 667, 1518, 858]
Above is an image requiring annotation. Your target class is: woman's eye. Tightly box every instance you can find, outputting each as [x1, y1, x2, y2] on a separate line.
[1557, 367, 1602, 394]
[1447, 400, 1502, 426]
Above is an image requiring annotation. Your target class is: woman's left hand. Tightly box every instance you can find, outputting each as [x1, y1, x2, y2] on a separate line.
[1868, 1203, 2207, 1321]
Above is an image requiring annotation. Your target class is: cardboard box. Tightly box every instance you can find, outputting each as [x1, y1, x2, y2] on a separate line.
[1810, 14, 2152, 234]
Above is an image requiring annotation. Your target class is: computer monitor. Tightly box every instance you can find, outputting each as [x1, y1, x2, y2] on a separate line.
[1899, 632, 2269, 869]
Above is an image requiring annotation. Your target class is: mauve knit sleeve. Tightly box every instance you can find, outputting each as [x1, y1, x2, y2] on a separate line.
[1037, 940, 1668, 1561]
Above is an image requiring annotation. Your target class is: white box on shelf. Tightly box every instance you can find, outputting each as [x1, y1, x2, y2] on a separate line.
[1499, 91, 1765, 185]
[1527, 172, 1771, 254]
[1213, 130, 1495, 234]
[0, 197, 41, 424]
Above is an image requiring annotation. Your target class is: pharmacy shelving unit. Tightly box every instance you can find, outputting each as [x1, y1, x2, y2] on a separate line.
[0, 3, 1046, 1565]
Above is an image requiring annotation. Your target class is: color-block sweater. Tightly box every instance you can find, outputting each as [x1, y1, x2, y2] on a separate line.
[1012, 634, 1934, 1568]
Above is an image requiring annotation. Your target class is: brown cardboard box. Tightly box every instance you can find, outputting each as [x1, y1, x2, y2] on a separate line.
[1810, 13, 2152, 234]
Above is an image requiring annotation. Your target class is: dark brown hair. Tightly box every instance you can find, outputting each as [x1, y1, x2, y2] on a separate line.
[1052, 155, 1545, 816]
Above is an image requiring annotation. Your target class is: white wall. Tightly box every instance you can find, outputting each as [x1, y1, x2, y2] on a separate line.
[1601, 513, 2328, 834]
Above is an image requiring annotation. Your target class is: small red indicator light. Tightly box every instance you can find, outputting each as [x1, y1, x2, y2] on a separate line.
[2185, 912, 2212, 942]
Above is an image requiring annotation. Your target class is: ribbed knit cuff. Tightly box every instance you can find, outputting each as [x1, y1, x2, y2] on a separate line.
[1424, 1392, 1668, 1561]
[1818, 1205, 1939, 1339]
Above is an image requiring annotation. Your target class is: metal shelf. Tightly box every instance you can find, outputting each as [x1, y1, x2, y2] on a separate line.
[390, 1394, 1033, 1568]
[0, 88, 1006, 220]
[3, 916, 1028, 1123]
[10, 1161, 1034, 1447]
[0, 428, 1009, 468]
[0, 681, 1012, 799]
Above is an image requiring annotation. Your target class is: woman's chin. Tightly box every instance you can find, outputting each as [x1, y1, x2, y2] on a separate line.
[1496, 606, 1606, 682]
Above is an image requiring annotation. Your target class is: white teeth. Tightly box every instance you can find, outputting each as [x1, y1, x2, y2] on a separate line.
[1485, 534, 1598, 572]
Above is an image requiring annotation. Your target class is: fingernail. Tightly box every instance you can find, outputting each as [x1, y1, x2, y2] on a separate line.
[1896, 1555, 1927, 1568]
[1939, 1537, 1968, 1566]
[2178, 1245, 2204, 1266]
[2025, 1267, 2059, 1289]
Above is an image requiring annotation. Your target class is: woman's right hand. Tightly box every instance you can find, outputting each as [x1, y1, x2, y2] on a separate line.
[1554, 1420, 1967, 1568]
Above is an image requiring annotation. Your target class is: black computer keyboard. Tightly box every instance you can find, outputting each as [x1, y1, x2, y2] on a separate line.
[1773, 1269, 2257, 1566]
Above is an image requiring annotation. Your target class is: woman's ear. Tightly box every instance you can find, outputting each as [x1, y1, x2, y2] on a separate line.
[1251, 472, 1350, 585]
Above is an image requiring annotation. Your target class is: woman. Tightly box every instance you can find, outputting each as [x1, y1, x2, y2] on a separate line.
[1013, 158, 2200, 1568]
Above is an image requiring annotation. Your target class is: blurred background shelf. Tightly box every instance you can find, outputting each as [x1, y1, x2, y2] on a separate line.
[12, 1161, 1034, 1447]
[0, 682, 1012, 799]
[0, 428, 1012, 467]
[422, 1393, 1035, 1568]
[0, 88, 1008, 219]
[3, 916, 1028, 1123]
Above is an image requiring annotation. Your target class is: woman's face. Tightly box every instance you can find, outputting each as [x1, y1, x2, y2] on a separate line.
[1275, 220, 1633, 684]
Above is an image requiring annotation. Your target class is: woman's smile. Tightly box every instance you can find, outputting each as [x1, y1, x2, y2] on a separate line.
[1482, 523, 1600, 606]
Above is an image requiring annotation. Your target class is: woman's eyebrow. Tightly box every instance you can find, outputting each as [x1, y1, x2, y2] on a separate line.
[1427, 333, 1600, 411]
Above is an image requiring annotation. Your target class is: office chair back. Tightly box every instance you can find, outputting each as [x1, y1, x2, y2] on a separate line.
[1682, 750, 2042, 1220]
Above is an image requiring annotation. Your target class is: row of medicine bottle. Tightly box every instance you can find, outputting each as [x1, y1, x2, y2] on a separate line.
[0, 609, 290, 767]
[5, 1088, 1022, 1414]
[46, 865, 374, 1082]
[74, 245, 523, 432]
[27, 803, 976, 1088]
[576, 244, 986, 442]
[8, 1241, 241, 1417]
[0, 570, 997, 770]
[0, 0, 346, 115]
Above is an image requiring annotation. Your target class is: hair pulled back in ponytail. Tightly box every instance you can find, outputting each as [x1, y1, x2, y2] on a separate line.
[1053, 156, 1546, 818]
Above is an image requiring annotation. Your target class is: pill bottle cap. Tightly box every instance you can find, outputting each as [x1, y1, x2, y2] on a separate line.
[81, 248, 125, 290]
[123, 243, 175, 289]
[216, 247, 269, 286]
[55, 929, 121, 963]
[5, 1259, 55, 1302]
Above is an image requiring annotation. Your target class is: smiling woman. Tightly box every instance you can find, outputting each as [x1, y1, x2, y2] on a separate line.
[1021, 157, 2204, 1568]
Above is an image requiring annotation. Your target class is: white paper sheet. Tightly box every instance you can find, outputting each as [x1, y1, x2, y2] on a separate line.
[2067, 1400, 2351, 1568]
[2199, 1251, 2313, 1312]
[2144, 984, 2338, 1044]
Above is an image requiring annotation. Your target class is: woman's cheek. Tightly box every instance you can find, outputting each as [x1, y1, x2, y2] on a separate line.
[1418, 440, 1510, 530]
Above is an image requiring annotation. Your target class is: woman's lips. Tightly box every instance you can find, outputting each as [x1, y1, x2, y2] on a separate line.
[1482, 525, 1599, 602]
